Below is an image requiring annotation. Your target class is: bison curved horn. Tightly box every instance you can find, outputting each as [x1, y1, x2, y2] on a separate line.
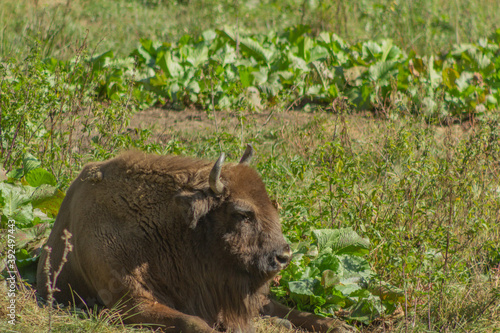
[239, 144, 254, 164]
[209, 153, 225, 195]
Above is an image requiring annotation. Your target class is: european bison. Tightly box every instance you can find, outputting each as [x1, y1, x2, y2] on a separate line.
[37, 146, 355, 332]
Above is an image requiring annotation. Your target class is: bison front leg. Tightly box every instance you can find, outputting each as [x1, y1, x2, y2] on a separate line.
[261, 299, 358, 333]
[117, 298, 220, 333]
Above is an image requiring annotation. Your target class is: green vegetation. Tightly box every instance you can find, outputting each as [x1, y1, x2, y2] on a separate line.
[7, 25, 500, 122]
[94, 27, 500, 118]
[1, 0, 500, 332]
[2, 0, 499, 59]
[275, 228, 403, 325]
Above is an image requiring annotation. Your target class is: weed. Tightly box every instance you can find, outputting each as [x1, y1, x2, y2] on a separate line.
[41, 229, 73, 332]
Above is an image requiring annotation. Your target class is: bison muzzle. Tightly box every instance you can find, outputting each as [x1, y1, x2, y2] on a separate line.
[37, 146, 356, 333]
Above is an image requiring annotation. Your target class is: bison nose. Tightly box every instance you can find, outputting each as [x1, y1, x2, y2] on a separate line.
[275, 244, 292, 267]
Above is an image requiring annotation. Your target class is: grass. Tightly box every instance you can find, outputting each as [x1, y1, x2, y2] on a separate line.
[0, 283, 305, 332]
[1, 0, 500, 332]
[2, 109, 499, 332]
[1, 0, 499, 59]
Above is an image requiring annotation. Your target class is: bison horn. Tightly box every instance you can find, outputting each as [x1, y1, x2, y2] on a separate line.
[209, 153, 225, 195]
[239, 144, 254, 164]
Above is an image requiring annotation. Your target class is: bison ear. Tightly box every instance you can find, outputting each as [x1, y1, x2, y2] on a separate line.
[174, 192, 211, 229]
[239, 144, 254, 165]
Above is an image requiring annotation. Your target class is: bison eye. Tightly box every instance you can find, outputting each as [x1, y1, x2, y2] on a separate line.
[233, 211, 252, 223]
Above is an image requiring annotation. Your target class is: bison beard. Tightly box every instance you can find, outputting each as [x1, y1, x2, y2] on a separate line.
[36, 146, 355, 333]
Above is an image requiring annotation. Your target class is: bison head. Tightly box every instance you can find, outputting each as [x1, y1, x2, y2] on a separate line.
[183, 145, 291, 283]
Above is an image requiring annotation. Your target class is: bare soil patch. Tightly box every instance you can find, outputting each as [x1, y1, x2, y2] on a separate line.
[129, 108, 470, 155]
[130, 108, 318, 134]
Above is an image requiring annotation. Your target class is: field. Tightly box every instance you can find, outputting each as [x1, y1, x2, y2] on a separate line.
[1, 0, 500, 332]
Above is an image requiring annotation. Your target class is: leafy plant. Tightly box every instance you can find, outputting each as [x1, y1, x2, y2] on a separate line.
[273, 228, 403, 324]
[1, 153, 63, 284]
[38, 25, 499, 120]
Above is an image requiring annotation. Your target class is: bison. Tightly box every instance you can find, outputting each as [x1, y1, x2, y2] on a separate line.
[37, 146, 355, 332]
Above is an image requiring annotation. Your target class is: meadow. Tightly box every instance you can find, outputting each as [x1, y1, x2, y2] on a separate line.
[1, 0, 500, 332]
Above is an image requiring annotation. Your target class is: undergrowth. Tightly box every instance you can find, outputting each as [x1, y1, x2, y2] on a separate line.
[0, 1, 499, 332]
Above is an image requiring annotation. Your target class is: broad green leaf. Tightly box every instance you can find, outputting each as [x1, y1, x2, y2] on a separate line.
[328, 84, 339, 98]
[347, 86, 370, 110]
[11, 203, 34, 226]
[216, 27, 236, 42]
[158, 51, 183, 78]
[217, 28, 275, 64]
[30, 184, 58, 205]
[15, 247, 41, 285]
[240, 37, 275, 64]
[246, 86, 262, 110]
[202, 30, 217, 42]
[140, 38, 156, 57]
[178, 34, 191, 47]
[31, 185, 65, 217]
[337, 254, 372, 283]
[275, 70, 294, 81]
[15, 248, 32, 260]
[130, 45, 152, 66]
[336, 282, 362, 296]
[368, 61, 397, 85]
[310, 61, 327, 90]
[455, 71, 474, 91]
[286, 24, 311, 45]
[260, 82, 282, 97]
[344, 66, 366, 86]
[321, 269, 340, 288]
[186, 46, 208, 67]
[300, 265, 322, 280]
[149, 72, 168, 87]
[287, 52, 310, 72]
[217, 95, 231, 109]
[16, 260, 38, 285]
[308, 46, 329, 63]
[25, 168, 57, 187]
[380, 40, 401, 62]
[362, 41, 382, 61]
[7, 168, 24, 180]
[298, 36, 313, 62]
[211, 43, 237, 66]
[348, 297, 384, 324]
[14, 222, 52, 252]
[312, 228, 370, 255]
[22, 153, 41, 174]
[91, 50, 114, 72]
[318, 31, 331, 45]
[0, 183, 31, 216]
[306, 84, 322, 96]
[428, 56, 441, 88]
[0, 183, 34, 226]
[288, 279, 316, 296]
[239, 67, 254, 88]
[312, 251, 340, 272]
[463, 48, 492, 71]
[186, 80, 200, 94]
[251, 68, 269, 86]
[412, 57, 425, 74]
[443, 67, 460, 90]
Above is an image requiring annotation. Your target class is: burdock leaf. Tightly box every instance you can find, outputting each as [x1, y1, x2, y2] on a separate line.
[312, 228, 370, 255]
[443, 67, 460, 90]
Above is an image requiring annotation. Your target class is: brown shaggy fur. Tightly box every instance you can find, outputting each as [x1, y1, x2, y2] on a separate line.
[37, 151, 289, 332]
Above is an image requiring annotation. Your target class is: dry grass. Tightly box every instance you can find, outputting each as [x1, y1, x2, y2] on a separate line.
[0, 282, 312, 333]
